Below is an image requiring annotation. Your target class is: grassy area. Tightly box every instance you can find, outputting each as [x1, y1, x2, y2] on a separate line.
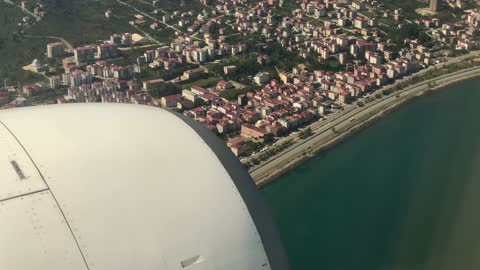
[0, 0, 141, 83]
[123, 0, 154, 13]
[271, 0, 297, 18]
[108, 48, 146, 66]
[0, 2, 20, 43]
[377, 0, 427, 15]
[150, 27, 176, 43]
[0, 2, 50, 83]
[377, 0, 478, 22]
[180, 76, 222, 89]
[1, 0, 189, 84]
[30, 88, 67, 105]
[207, 51, 281, 87]
[152, 0, 204, 13]
[435, 7, 468, 23]
[26, 0, 137, 46]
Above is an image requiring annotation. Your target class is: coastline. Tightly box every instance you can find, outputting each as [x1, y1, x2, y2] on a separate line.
[251, 64, 480, 187]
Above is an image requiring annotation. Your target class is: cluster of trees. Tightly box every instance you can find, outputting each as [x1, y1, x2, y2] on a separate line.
[304, 53, 344, 72]
[219, 86, 259, 101]
[138, 64, 200, 82]
[148, 83, 181, 98]
[207, 55, 262, 80]
[243, 139, 294, 168]
[299, 127, 313, 139]
[209, 40, 344, 85]
[261, 43, 344, 74]
[448, 49, 468, 57]
[388, 23, 433, 51]
[382, 88, 394, 96]
[261, 43, 303, 71]
[240, 140, 264, 157]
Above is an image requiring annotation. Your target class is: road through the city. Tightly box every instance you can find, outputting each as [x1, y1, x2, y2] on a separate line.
[250, 61, 480, 186]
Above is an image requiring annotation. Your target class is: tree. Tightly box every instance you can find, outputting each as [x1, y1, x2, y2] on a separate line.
[389, 23, 432, 49]
[263, 134, 274, 144]
[383, 88, 393, 96]
[206, 63, 224, 77]
[261, 42, 304, 71]
[300, 127, 313, 139]
[193, 98, 207, 108]
[220, 87, 251, 101]
[241, 141, 263, 156]
[149, 83, 181, 98]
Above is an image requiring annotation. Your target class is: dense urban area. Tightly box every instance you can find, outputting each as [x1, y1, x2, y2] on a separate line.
[1, 0, 480, 172]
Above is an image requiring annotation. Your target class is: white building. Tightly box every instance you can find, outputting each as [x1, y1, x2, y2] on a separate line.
[182, 89, 198, 102]
[254, 72, 270, 85]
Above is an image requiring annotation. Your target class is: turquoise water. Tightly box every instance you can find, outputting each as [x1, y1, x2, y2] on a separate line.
[262, 78, 480, 270]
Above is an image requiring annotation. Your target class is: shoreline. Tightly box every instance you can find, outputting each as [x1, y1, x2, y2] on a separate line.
[251, 65, 480, 187]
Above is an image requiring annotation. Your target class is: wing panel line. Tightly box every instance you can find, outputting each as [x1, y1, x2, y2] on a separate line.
[0, 188, 50, 203]
[0, 120, 91, 270]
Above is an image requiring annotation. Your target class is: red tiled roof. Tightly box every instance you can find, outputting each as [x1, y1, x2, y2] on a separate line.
[48, 42, 64, 47]
[191, 85, 207, 93]
[145, 78, 165, 84]
[201, 93, 217, 100]
[191, 107, 205, 113]
[76, 46, 94, 51]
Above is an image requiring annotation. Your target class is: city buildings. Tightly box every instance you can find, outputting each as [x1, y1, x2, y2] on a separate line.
[97, 43, 119, 59]
[161, 94, 182, 107]
[3, 0, 480, 159]
[143, 78, 165, 91]
[254, 72, 270, 85]
[49, 76, 61, 89]
[224, 65, 237, 75]
[47, 42, 65, 58]
[182, 68, 205, 80]
[110, 33, 133, 46]
[62, 70, 93, 87]
[74, 46, 95, 64]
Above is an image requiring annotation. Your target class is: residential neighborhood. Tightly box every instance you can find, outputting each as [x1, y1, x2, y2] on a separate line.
[1, 0, 480, 159]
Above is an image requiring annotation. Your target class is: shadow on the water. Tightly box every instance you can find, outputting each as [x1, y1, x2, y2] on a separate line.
[386, 118, 480, 270]
[261, 79, 480, 270]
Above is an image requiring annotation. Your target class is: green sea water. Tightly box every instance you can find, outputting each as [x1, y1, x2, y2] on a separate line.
[262, 78, 480, 270]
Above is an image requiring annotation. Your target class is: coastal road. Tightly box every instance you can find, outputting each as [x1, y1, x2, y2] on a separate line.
[250, 64, 480, 185]
[246, 51, 480, 170]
